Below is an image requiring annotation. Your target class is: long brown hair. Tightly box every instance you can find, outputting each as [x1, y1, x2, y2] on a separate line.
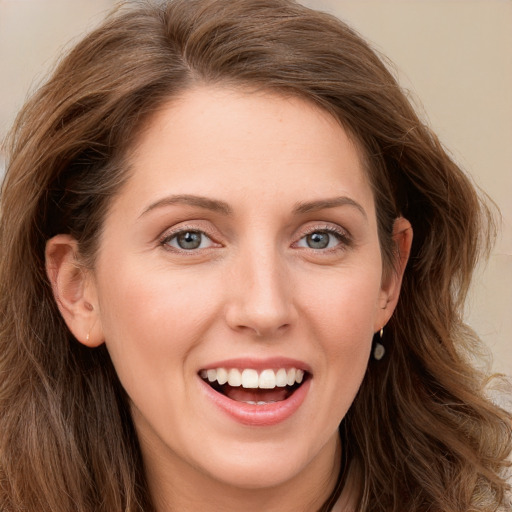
[1, 1, 510, 510]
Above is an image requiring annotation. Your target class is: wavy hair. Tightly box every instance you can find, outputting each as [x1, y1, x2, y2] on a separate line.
[0, 1, 510, 510]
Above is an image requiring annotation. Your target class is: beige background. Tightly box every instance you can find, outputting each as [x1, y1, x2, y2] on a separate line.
[1, 0, 510, 376]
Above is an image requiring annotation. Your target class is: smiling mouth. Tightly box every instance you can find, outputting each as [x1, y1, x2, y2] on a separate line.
[199, 367, 308, 405]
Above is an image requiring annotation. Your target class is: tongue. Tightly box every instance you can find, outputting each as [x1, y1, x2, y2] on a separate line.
[224, 385, 289, 403]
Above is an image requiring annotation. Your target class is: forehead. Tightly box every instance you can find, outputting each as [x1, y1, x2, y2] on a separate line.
[115, 85, 374, 219]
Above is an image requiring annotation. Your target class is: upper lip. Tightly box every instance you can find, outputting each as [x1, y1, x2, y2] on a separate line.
[198, 357, 312, 374]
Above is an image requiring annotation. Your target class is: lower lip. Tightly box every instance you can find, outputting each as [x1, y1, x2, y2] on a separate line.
[199, 377, 311, 427]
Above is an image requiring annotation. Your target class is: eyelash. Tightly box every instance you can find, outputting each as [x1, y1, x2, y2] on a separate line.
[159, 225, 219, 253]
[295, 225, 352, 252]
[158, 224, 352, 253]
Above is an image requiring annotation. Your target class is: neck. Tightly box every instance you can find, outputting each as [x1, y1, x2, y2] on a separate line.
[328, 459, 360, 512]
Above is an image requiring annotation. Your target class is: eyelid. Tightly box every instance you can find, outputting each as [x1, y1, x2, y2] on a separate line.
[158, 223, 222, 252]
[294, 223, 353, 250]
[156, 221, 352, 254]
[301, 223, 350, 237]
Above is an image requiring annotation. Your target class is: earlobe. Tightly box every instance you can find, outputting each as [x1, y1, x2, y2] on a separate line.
[375, 217, 413, 330]
[45, 234, 103, 347]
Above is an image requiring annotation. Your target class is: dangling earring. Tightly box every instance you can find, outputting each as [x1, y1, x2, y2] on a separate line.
[373, 328, 385, 361]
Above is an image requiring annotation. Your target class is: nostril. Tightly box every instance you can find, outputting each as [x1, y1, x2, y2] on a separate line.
[251, 323, 290, 337]
[224, 274, 297, 337]
[230, 320, 292, 338]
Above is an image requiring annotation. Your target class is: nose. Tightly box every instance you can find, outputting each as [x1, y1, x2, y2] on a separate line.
[224, 246, 296, 338]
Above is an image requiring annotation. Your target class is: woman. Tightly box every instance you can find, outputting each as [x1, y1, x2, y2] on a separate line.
[0, 0, 510, 510]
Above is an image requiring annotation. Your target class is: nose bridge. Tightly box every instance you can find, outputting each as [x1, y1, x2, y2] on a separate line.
[226, 238, 295, 337]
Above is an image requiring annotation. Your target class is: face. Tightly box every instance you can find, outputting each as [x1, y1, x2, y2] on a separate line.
[84, 87, 398, 495]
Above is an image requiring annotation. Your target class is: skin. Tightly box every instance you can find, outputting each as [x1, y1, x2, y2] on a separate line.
[46, 86, 412, 511]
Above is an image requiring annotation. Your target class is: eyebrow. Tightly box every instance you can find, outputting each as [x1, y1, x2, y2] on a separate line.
[139, 194, 366, 219]
[139, 194, 233, 218]
[293, 196, 367, 219]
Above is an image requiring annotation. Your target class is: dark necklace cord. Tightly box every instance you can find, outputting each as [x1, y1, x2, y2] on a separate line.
[317, 432, 350, 512]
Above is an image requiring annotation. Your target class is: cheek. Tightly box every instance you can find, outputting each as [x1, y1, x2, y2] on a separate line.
[300, 263, 382, 387]
[289, 267, 381, 436]
[98, 256, 212, 326]
[93, 260, 220, 381]
[301, 263, 383, 340]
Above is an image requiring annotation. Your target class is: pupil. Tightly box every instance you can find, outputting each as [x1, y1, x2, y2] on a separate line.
[177, 231, 202, 249]
[307, 232, 329, 249]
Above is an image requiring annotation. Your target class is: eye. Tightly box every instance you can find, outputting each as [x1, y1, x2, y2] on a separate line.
[163, 230, 214, 251]
[296, 229, 345, 250]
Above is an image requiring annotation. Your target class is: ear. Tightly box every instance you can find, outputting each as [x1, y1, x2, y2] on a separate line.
[374, 217, 413, 331]
[45, 234, 104, 347]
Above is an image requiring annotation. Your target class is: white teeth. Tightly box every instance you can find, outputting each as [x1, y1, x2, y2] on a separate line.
[216, 367, 228, 385]
[241, 369, 259, 388]
[275, 368, 288, 387]
[201, 367, 306, 389]
[259, 369, 276, 389]
[286, 368, 296, 386]
[227, 368, 242, 387]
